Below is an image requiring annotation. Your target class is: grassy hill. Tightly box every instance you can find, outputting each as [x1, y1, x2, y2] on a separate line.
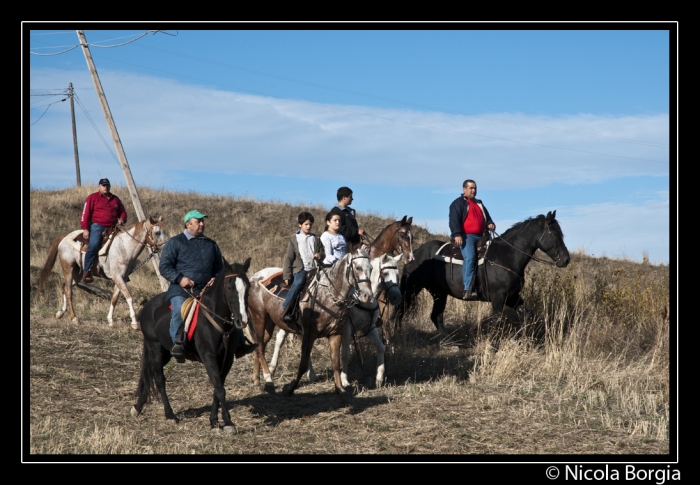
[27, 186, 671, 457]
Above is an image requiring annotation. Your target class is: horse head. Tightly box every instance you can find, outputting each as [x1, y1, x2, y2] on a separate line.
[146, 215, 169, 252]
[347, 249, 374, 304]
[396, 215, 415, 263]
[538, 211, 570, 268]
[219, 257, 252, 329]
[372, 253, 402, 306]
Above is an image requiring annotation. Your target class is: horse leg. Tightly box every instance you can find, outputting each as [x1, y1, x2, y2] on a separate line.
[268, 328, 287, 376]
[340, 322, 353, 388]
[200, 351, 236, 433]
[282, 324, 316, 397]
[62, 263, 79, 324]
[365, 328, 386, 388]
[254, 316, 277, 393]
[329, 333, 352, 404]
[306, 353, 319, 382]
[109, 277, 137, 329]
[430, 291, 448, 336]
[107, 285, 120, 327]
[132, 340, 178, 423]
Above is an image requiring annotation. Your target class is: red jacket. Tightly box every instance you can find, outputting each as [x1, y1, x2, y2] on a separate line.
[80, 192, 127, 230]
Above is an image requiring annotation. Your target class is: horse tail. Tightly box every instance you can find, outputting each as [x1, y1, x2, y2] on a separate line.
[134, 338, 162, 405]
[38, 234, 68, 293]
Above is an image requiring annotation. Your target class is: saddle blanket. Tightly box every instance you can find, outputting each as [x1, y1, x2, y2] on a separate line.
[65, 229, 114, 256]
[170, 296, 201, 343]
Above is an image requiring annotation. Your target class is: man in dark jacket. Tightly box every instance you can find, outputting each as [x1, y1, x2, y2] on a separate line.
[448, 179, 496, 300]
[159, 210, 256, 362]
[80, 178, 127, 283]
[329, 186, 365, 251]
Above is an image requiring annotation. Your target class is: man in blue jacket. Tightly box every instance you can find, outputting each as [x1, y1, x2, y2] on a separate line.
[448, 180, 496, 300]
[159, 210, 257, 362]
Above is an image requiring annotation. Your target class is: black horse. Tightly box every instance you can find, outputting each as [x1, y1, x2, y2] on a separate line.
[131, 257, 252, 433]
[399, 211, 570, 335]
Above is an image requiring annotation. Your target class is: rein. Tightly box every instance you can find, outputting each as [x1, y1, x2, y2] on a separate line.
[116, 222, 164, 254]
[491, 224, 560, 267]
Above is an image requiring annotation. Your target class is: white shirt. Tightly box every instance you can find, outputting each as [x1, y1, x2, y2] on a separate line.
[321, 232, 348, 265]
[296, 231, 316, 271]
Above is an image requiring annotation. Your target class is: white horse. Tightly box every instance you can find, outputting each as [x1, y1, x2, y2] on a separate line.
[38, 216, 168, 328]
[266, 253, 403, 388]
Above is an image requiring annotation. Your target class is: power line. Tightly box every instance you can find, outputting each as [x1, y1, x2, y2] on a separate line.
[30, 98, 66, 126]
[72, 92, 121, 166]
[29, 30, 167, 56]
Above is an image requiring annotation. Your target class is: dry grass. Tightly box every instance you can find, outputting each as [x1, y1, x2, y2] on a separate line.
[25, 187, 672, 459]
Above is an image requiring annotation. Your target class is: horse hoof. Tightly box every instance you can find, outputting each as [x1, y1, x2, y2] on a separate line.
[130, 323, 139, 331]
[166, 418, 179, 425]
[223, 425, 238, 434]
[282, 384, 294, 396]
[264, 383, 275, 394]
[71, 317, 79, 324]
[130, 406, 140, 417]
[55, 311, 64, 319]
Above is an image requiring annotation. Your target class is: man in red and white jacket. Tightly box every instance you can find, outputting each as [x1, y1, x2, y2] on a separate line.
[79, 178, 127, 282]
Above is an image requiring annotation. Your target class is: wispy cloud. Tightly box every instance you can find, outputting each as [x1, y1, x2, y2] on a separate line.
[30, 68, 669, 191]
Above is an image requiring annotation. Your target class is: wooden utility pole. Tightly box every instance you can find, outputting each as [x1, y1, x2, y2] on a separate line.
[76, 30, 169, 292]
[69, 82, 81, 187]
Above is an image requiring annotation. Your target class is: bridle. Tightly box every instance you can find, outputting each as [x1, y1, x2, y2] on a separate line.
[115, 221, 166, 276]
[491, 221, 561, 268]
[363, 224, 413, 260]
[185, 272, 246, 334]
[116, 221, 165, 254]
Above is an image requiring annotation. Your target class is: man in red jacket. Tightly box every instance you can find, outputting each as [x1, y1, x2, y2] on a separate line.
[80, 178, 127, 283]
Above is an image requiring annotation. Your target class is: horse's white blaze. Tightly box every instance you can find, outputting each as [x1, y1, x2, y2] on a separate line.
[235, 278, 248, 324]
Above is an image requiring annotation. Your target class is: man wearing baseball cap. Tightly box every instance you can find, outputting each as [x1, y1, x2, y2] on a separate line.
[80, 178, 127, 283]
[158, 210, 257, 362]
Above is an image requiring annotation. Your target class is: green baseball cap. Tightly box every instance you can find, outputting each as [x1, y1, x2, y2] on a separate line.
[184, 210, 207, 223]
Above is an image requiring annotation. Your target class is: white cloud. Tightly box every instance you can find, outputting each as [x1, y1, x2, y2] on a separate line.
[29, 68, 669, 192]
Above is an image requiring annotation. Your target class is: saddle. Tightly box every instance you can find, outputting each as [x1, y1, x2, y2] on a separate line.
[75, 226, 118, 251]
[259, 269, 318, 300]
[433, 231, 492, 265]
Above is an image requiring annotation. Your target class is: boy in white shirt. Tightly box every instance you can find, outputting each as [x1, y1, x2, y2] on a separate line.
[281, 212, 325, 323]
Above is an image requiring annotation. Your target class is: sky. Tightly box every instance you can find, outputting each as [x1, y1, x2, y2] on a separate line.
[25, 25, 675, 265]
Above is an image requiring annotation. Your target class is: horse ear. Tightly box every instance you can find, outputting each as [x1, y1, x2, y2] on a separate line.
[545, 211, 553, 222]
[393, 253, 403, 264]
[242, 257, 251, 273]
[406, 216, 412, 225]
[400, 215, 407, 223]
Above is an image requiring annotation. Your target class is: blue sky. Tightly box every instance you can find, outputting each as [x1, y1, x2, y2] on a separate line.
[26, 25, 675, 264]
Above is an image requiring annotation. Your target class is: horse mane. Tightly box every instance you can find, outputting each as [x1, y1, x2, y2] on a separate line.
[498, 214, 564, 241]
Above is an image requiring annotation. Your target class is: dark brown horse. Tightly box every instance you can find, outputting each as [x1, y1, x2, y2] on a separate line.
[362, 215, 414, 343]
[364, 215, 414, 263]
[247, 248, 374, 402]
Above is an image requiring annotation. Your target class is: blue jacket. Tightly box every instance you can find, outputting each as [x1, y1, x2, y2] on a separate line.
[448, 195, 494, 240]
[159, 231, 223, 302]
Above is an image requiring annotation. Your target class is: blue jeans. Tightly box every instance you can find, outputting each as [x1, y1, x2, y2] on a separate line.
[282, 270, 307, 309]
[460, 234, 481, 292]
[169, 295, 187, 345]
[84, 223, 109, 274]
